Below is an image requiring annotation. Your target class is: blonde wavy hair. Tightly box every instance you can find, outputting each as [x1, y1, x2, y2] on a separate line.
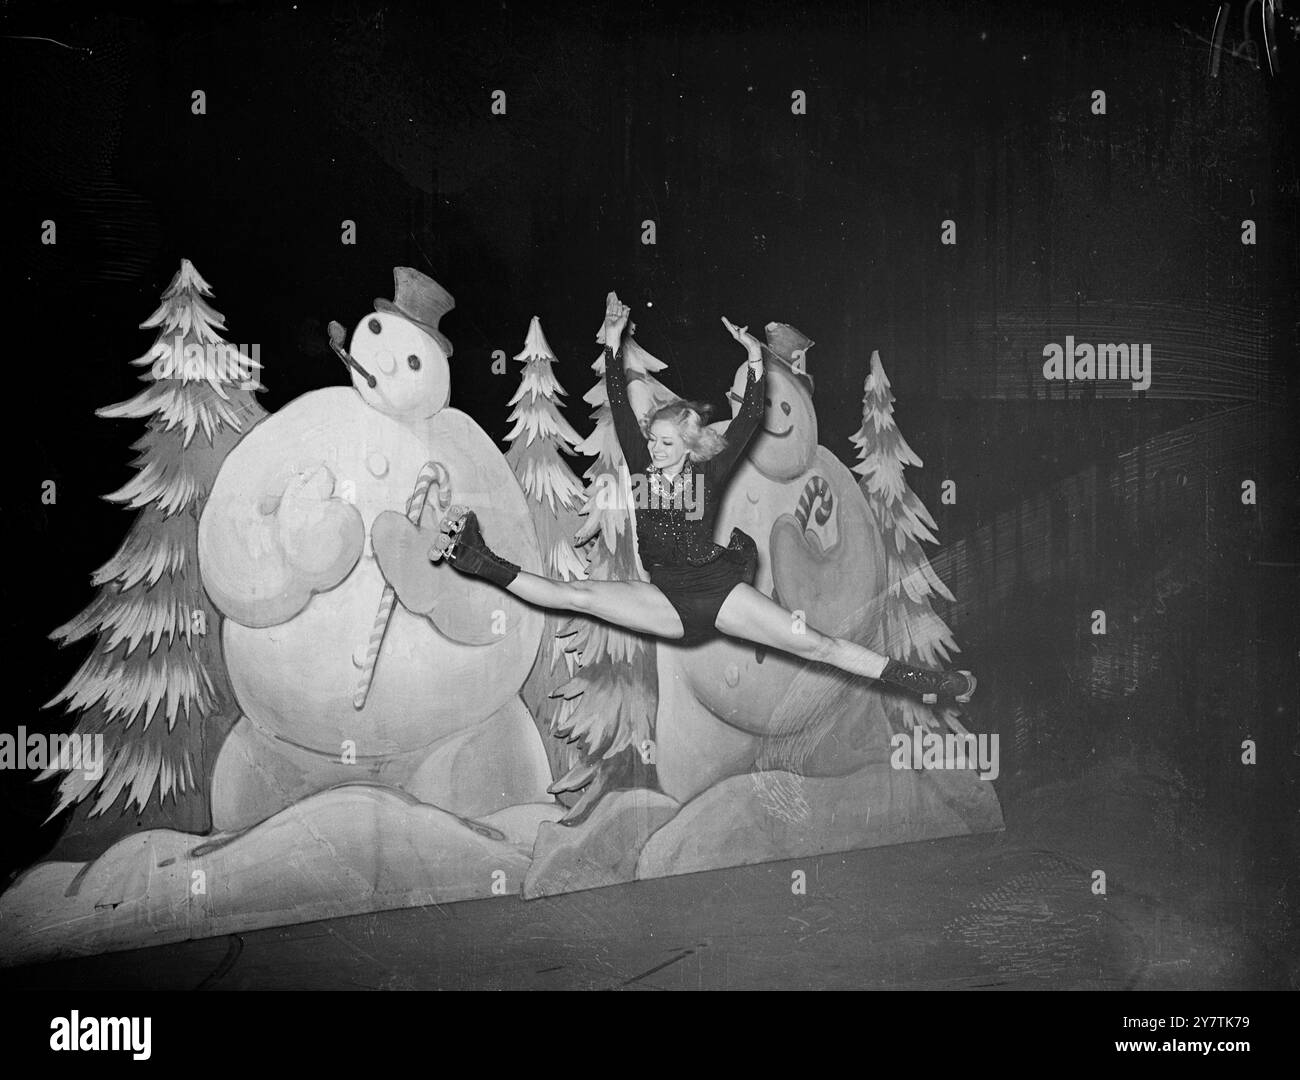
[640, 398, 728, 462]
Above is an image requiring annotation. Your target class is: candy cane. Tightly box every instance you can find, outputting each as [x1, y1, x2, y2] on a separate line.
[794, 475, 834, 530]
[353, 461, 451, 710]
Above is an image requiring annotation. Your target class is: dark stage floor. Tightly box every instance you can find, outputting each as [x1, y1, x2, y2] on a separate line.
[2, 750, 1292, 991]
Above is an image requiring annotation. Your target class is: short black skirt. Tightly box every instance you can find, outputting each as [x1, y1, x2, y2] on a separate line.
[648, 528, 759, 645]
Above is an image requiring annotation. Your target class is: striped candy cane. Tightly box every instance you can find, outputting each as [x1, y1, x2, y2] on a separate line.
[353, 461, 451, 710]
[794, 475, 834, 531]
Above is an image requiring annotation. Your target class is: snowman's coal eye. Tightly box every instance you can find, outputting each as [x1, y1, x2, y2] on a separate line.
[407, 355, 421, 371]
[368, 318, 382, 334]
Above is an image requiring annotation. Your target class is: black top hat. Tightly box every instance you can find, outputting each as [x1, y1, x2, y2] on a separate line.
[374, 267, 455, 357]
[759, 322, 815, 394]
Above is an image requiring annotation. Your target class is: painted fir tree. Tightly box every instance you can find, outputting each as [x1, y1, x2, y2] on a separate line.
[503, 316, 589, 784]
[547, 318, 676, 820]
[850, 350, 960, 734]
[503, 317, 587, 579]
[43, 259, 265, 835]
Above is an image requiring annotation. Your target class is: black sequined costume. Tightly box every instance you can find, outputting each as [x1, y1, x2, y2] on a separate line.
[604, 341, 766, 644]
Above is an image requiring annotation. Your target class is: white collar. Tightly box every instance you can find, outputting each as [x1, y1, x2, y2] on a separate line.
[650, 456, 692, 484]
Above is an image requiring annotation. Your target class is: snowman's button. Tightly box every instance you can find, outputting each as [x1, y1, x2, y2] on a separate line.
[746, 490, 760, 504]
[725, 663, 740, 687]
[366, 452, 389, 478]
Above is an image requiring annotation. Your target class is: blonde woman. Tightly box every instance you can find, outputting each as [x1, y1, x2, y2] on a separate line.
[431, 295, 975, 706]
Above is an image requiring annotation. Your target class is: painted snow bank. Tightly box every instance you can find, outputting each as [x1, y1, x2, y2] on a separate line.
[0, 785, 563, 966]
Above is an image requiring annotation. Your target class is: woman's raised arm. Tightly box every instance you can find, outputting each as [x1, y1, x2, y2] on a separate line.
[707, 318, 767, 478]
[601, 295, 651, 476]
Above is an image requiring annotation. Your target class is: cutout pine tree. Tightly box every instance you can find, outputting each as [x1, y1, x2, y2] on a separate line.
[851, 350, 961, 734]
[547, 320, 676, 821]
[43, 259, 265, 847]
[503, 316, 588, 785]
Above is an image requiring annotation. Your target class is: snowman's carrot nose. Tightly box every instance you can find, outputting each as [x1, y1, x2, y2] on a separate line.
[327, 320, 376, 388]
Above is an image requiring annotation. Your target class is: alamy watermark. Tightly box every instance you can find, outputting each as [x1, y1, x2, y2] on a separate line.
[1042, 337, 1151, 392]
[890, 726, 999, 780]
[151, 335, 260, 385]
[50, 1012, 151, 1060]
[0, 728, 104, 779]
[590, 467, 705, 520]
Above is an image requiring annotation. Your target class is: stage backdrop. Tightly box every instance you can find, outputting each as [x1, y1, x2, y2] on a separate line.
[1, 1, 1293, 965]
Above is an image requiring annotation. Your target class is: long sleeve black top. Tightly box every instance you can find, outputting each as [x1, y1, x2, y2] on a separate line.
[603, 342, 766, 569]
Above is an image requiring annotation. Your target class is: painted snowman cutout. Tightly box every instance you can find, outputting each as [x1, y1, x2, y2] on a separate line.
[199, 269, 550, 832]
[654, 323, 892, 802]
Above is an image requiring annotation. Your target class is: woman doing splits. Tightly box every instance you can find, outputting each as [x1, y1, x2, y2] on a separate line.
[430, 295, 976, 706]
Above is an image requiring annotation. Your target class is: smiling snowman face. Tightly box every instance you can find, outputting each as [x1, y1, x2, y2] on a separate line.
[728, 362, 818, 480]
[348, 312, 450, 420]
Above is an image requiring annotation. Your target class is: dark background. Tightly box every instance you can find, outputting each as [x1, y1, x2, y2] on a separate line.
[1, 0, 1296, 986]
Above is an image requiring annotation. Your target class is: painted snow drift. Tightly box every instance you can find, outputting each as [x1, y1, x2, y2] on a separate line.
[0, 265, 1001, 966]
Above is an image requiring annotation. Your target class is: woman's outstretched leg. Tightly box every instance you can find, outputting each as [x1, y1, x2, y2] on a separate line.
[714, 583, 975, 703]
[506, 572, 686, 639]
[434, 508, 686, 639]
[714, 582, 885, 676]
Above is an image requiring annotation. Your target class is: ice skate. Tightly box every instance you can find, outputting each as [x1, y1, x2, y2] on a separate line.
[428, 504, 469, 562]
[877, 659, 977, 705]
[430, 506, 520, 588]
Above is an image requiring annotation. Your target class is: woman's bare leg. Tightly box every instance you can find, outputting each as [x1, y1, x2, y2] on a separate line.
[713, 583, 888, 677]
[434, 507, 685, 638]
[715, 584, 975, 703]
[506, 571, 687, 640]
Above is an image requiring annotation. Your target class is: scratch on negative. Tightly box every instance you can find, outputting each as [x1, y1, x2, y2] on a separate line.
[617, 948, 695, 988]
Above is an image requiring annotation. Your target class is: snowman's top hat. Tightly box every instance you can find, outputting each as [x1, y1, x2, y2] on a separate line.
[374, 267, 455, 358]
[760, 322, 815, 394]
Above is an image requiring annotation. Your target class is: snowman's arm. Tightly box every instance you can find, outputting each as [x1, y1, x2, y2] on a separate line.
[707, 365, 766, 479]
[199, 468, 365, 629]
[602, 343, 652, 476]
[199, 498, 303, 628]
